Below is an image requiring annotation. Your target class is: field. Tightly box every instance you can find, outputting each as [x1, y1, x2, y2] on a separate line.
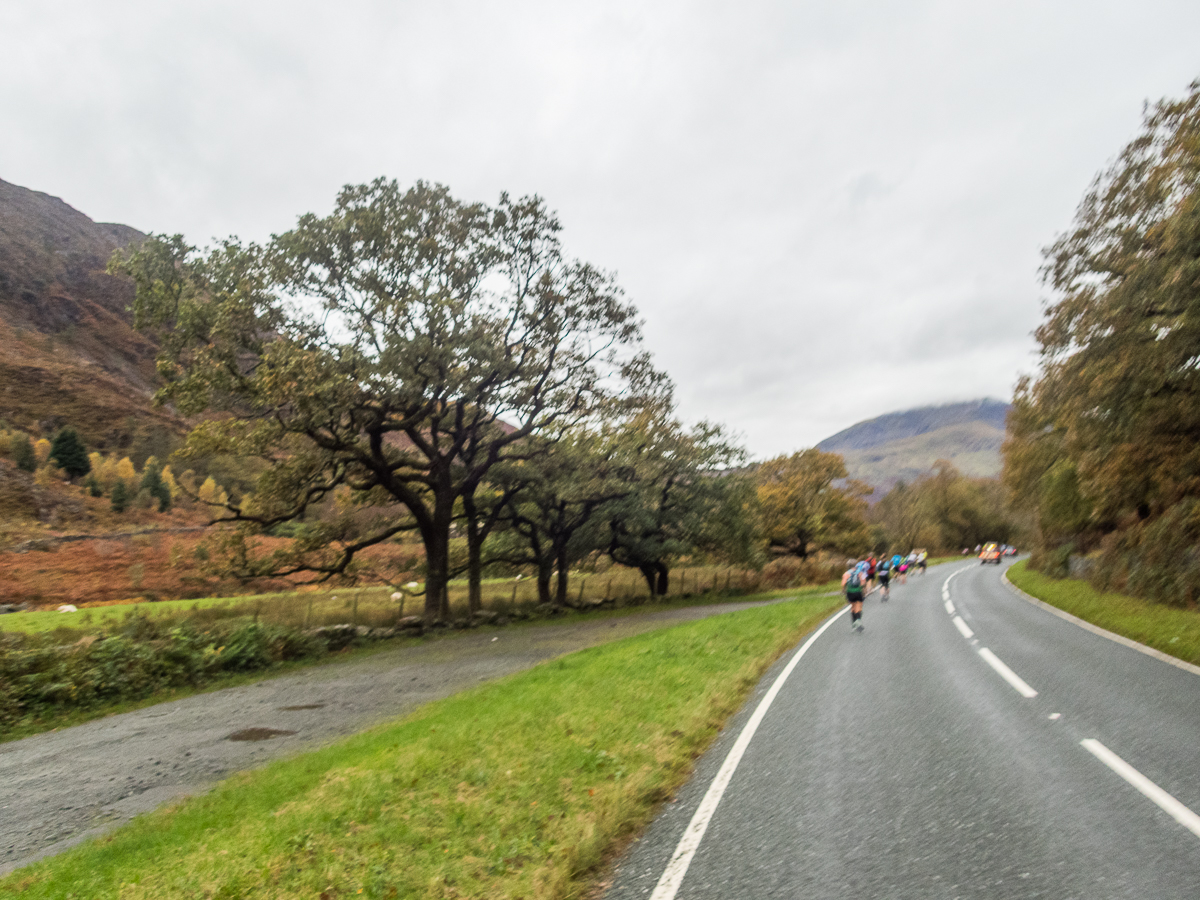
[0, 563, 763, 636]
[0, 529, 426, 608]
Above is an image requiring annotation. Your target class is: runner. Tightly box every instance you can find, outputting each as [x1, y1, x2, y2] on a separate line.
[866, 555, 878, 590]
[917, 549, 927, 575]
[842, 559, 866, 632]
[877, 555, 891, 601]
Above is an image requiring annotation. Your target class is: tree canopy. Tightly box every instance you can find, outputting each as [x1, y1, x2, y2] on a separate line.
[1009, 80, 1200, 529]
[112, 180, 646, 619]
[1003, 78, 1200, 598]
[755, 448, 869, 559]
[603, 411, 756, 596]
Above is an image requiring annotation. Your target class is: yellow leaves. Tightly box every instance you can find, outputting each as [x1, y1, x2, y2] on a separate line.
[755, 449, 866, 553]
[160, 465, 180, 499]
[197, 476, 229, 506]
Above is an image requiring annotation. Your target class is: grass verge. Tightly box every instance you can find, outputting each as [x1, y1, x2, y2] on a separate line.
[2, 591, 840, 899]
[1007, 560, 1200, 667]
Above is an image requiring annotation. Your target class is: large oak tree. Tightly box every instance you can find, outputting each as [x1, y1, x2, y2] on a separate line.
[112, 180, 644, 619]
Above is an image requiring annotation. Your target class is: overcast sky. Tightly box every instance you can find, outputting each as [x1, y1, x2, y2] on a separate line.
[2, 1, 1197, 456]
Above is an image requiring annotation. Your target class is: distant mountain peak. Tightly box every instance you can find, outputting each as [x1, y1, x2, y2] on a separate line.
[814, 398, 1011, 494]
[817, 398, 1010, 454]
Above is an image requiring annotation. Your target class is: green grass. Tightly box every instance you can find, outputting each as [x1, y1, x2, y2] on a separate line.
[1007, 560, 1200, 667]
[1, 590, 840, 900]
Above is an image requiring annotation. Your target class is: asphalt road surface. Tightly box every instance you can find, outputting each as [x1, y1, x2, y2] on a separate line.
[0, 598, 790, 875]
[605, 559, 1200, 899]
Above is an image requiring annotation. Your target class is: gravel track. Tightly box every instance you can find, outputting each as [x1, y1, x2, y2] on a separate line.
[0, 598, 793, 875]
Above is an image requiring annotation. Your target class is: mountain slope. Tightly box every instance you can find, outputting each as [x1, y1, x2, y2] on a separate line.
[817, 399, 1010, 492]
[0, 177, 178, 447]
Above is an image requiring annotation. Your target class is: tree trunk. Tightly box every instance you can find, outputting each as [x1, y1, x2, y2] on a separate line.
[463, 492, 483, 614]
[424, 529, 450, 621]
[422, 492, 456, 622]
[655, 562, 669, 596]
[554, 545, 570, 606]
[638, 564, 656, 598]
[537, 562, 554, 605]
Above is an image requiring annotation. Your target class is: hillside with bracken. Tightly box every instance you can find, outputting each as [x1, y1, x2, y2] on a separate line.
[0, 177, 180, 449]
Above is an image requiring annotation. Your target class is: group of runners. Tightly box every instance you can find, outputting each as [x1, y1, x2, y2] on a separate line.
[840, 550, 928, 632]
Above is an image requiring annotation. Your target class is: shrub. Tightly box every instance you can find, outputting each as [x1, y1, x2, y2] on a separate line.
[213, 622, 274, 671]
[0, 617, 332, 728]
[1030, 541, 1074, 579]
[759, 555, 844, 589]
[1088, 500, 1200, 606]
[12, 434, 36, 473]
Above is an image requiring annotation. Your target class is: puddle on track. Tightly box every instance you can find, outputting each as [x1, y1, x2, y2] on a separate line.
[226, 728, 297, 742]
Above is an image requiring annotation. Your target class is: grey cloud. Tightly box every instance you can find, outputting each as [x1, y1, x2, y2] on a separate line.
[2, 0, 1198, 456]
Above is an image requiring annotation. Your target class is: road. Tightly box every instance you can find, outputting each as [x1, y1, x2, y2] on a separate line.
[0, 597, 791, 875]
[604, 559, 1200, 899]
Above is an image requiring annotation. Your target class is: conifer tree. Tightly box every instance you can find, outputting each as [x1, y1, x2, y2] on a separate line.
[140, 458, 172, 512]
[50, 427, 91, 480]
[111, 479, 130, 513]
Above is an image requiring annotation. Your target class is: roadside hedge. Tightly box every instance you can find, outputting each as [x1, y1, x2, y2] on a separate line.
[0, 617, 327, 729]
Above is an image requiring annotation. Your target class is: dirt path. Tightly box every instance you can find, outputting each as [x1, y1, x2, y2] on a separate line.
[0, 598, 795, 874]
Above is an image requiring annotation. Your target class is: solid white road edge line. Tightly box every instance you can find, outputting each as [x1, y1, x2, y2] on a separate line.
[953, 616, 974, 639]
[978, 647, 1038, 698]
[1002, 568, 1200, 679]
[1081, 739, 1200, 840]
[647, 606, 849, 900]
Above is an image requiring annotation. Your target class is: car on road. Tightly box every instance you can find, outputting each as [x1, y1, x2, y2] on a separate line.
[979, 542, 1003, 564]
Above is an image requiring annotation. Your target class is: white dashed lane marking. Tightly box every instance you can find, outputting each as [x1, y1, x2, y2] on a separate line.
[1081, 739, 1200, 840]
[949, 566, 1200, 842]
[978, 647, 1038, 698]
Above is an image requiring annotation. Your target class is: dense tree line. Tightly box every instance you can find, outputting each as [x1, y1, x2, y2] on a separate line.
[1004, 79, 1200, 602]
[872, 461, 1016, 553]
